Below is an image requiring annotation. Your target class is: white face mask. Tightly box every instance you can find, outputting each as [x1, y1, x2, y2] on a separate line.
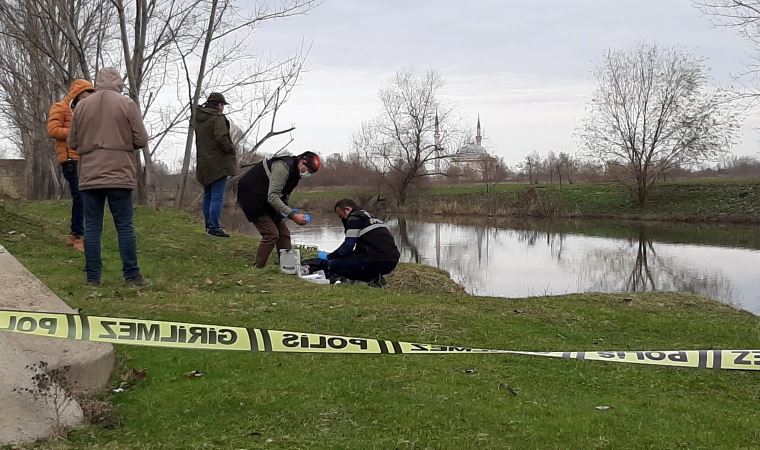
[300, 171, 312, 179]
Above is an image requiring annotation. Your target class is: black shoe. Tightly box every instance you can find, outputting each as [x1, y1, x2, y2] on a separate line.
[368, 276, 388, 288]
[206, 228, 230, 238]
[85, 280, 101, 288]
[125, 274, 152, 288]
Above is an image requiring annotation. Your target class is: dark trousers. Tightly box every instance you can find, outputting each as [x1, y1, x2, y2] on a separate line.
[202, 177, 227, 231]
[252, 214, 291, 268]
[305, 254, 397, 282]
[81, 188, 140, 282]
[61, 161, 83, 236]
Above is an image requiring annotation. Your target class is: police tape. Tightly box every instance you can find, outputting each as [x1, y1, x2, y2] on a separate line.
[1, 309, 759, 371]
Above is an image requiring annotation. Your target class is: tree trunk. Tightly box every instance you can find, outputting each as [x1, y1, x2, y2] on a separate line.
[175, 0, 219, 208]
[142, 145, 156, 206]
[134, 152, 145, 202]
[175, 123, 197, 208]
[637, 183, 648, 209]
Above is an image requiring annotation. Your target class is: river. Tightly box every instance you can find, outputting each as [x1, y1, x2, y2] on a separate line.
[223, 211, 760, 315]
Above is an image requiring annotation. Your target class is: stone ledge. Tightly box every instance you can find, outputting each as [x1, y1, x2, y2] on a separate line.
[0, 244, 114, 445]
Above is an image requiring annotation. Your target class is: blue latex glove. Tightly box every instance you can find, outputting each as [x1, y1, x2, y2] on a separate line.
[317, 251, 329, 261]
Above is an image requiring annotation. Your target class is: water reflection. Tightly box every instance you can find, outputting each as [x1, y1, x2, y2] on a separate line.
[222, 209, 760, 315]
[577, 229, 738, 303]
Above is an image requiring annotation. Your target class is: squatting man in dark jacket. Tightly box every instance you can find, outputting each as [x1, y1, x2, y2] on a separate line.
[304, 198, 400, 286]
[195, 92, 237, 238]
[236, 151, 321, 268]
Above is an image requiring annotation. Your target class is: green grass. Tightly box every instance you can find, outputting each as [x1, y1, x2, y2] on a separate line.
[1, 201, 759, 449]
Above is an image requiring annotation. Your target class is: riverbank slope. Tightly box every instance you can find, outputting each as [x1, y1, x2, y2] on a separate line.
[1, 201, 758, 449]
[294, 179, 760, 223]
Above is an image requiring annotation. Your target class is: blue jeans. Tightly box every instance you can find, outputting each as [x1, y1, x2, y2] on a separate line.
[81, 188, 140, 282]
[61, 161, 83, 236]
[203, 177, 227, 231]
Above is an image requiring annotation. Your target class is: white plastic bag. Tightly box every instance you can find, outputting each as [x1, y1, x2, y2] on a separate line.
[299, 271, 330, 285]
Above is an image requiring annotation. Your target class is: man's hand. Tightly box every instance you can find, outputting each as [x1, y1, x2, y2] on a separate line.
[291, 213, 309, 226]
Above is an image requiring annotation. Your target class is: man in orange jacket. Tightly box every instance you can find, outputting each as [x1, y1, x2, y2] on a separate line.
[47, 79, 95, 251]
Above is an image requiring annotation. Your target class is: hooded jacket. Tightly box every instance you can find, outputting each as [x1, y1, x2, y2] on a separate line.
[67, 68, 149, 190]
[47, 79, 95, 164]
[194, 105, 236, 186]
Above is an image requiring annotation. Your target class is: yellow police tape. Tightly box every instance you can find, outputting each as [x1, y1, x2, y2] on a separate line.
[1, 310, 759, 371]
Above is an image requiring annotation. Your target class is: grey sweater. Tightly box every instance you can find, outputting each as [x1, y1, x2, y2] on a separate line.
[267, 160, 294, 217]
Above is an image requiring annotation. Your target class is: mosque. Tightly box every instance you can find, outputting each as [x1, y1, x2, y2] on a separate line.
[434, 113, 492, 177]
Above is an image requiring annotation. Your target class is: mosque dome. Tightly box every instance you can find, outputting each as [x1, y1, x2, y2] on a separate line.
[453, 115, 489, 162]
[455, 142, 488, 158]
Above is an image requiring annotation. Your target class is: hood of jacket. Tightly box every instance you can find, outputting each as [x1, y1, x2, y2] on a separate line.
[95, 67, 124, 93]
[195, 105, 221, 123]
[65, 79, 95, 103]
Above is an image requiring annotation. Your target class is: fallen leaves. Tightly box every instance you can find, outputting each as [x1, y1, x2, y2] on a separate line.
[499, 382, 518, 396]
[112, 368, 148, 393]
[184, 369, 205, 379]
[121, 368, 148, 383]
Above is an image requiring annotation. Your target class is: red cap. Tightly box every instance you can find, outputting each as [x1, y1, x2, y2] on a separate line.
[300, 151, 321, 173]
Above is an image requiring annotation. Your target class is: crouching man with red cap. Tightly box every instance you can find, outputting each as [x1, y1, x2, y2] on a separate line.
[236, 151, 320, 268]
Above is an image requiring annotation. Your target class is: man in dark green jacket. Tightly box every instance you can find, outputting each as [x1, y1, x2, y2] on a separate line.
[195, 92, 237, 237]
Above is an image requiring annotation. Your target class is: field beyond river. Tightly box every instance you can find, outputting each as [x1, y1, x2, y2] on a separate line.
[0, 200, 758, 449]
[294, 179, 760, 223]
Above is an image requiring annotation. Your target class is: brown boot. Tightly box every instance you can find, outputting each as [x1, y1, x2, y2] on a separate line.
[72, 236, 84, 252]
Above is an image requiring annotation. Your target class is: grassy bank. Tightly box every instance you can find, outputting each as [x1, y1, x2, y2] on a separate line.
[293, 179, 760, 223]
[1, 201, 759, 449]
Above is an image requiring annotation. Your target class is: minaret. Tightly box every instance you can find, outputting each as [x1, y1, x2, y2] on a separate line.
[476, 114, 482, 147]
[434, 110, 441, 173]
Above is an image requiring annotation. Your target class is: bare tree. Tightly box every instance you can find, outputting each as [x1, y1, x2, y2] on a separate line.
[476, 153, 509, 192]
[0, 0, 115, 87]
[698, 1, 760, 98]
[581, 43, 740, 207]
[0, 0, 114, 199]
[173, 0, 317, 208]
[353, 70, 459, 206]
[111, 0, 203, 206]
[544, 151, 558, 185]
[520, 151, 541, 185]
[557, 151, 573, 185]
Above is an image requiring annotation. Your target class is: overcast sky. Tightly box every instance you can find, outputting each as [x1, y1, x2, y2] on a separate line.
[234, 0, 760, 168]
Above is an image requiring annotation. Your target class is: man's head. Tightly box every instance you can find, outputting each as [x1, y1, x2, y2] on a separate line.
[334, 198, 359, 220]
[205, 92, 227, 112]
[297, 151, 321, 179]
[95, 67, 124, 93]
[68, 79, 95, 107]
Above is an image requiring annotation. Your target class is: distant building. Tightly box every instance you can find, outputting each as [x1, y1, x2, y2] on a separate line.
[439, 115, 494, 181]
[453, 115, 490, 163]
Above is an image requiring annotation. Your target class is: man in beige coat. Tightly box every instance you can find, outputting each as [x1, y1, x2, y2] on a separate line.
[68, 67, 151, 287]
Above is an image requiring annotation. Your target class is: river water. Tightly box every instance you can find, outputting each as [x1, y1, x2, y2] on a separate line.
[224, 211, 760, 315]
